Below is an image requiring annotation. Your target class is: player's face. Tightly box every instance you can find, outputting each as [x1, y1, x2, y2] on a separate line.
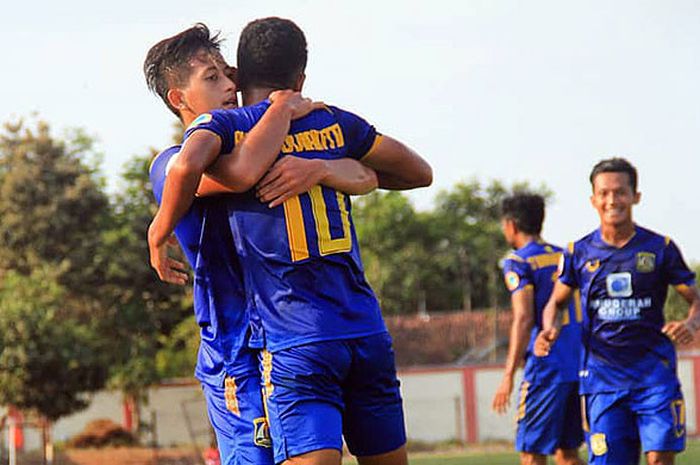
[181, 50, 238, 115]
[590, 172, 640, 228]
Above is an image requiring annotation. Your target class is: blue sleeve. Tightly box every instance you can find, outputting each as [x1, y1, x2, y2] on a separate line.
[148, 146, 181, 205]
[558, 247, 580, 289]
[183, 110, 237, 155]
[503, 257, 532, 294]
[662, 239, 696, 286]
[331, 106, 380, 160]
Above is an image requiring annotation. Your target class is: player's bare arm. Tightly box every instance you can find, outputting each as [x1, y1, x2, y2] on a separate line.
[256, 157, 379, 208]
[662, 284, 700, 345]
[202, 90, 325, 193]
[492, 286, 534, 414]
[533, 282, 573, 357]
[360, 135, 432, 190]
[148, 91, 320, 283]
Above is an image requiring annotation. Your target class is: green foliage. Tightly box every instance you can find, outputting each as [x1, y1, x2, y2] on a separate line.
[0, 119, 109, 295]
[0, 268, 106, 421]
[155, 315, 200, 379]
[354, 180, 551, 314]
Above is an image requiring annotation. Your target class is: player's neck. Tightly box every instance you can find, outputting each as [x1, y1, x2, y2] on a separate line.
[242, 87, 277, 106]
[513, 234, 539, 249]
[599, 221, 636, 248]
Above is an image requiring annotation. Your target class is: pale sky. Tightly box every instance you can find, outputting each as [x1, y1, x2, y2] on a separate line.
[2, 1, 700, 259]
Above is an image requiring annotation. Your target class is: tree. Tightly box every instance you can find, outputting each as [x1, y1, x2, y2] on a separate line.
[0, 119, 109, 296]
[0, 268, 106, 464]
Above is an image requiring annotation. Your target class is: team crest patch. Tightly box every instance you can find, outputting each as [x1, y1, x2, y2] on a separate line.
[504, 271, 520, 291]
[187, 113, 212, 129]
[253, 417, 272, 448]
[224, 377, 240, 417]
[590, 433, 608, 456]
[606, 272, 633, 298]
[636, 252, 656, 273]
[585, 259, 600, 272]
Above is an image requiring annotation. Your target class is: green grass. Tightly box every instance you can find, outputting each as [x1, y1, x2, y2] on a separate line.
[344, 440, 700, 465]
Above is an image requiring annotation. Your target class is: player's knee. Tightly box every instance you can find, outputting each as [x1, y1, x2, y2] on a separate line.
[283, 448, 341, 465]
[646, 451, 675, 465]
[553, 448, 583, 465]
[356, 444, 407, 465]
[519, 452, 546, 465]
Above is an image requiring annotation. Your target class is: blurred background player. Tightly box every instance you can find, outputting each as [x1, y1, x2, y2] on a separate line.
[535, 158, 700, 465]
[145, 24, 377, 465]
[492, 193, 584, 465]
[148, 16, 432, 465]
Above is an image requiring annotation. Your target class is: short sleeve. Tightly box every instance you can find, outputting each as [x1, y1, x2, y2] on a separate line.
[502, 256, 533, 294]
[148, 145, 181, 205]
[662, 239, 696, 287]
[183, 110, 236, 155]
[558, 244, 580, 289]
[330, 106, 380, 160]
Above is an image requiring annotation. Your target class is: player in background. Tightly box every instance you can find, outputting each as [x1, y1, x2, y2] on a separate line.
[491, 193, 583, 465]
[148, 17, 432, 465]
[535, 158, 700, 465]
[145, 24, 378, 465]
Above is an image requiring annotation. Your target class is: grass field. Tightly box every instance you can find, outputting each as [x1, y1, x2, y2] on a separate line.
[345, 440, 700, 465]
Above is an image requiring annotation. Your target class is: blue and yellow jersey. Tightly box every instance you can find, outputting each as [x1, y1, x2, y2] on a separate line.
[150, 146, 252, 384]
[503, 241, 581, 384]
[559, 225, 696, 394]
[184, 101, 387, 352]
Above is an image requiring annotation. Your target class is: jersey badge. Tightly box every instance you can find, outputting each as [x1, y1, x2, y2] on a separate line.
[636, 252, 656, 273]
[590, 433, 608, 456]
[585, 260, 600, 273]
[253, 417, 272, 448]
[505, 271, 520, 291]
[187, 113, 213, 129]
[606, 272, 633, 298]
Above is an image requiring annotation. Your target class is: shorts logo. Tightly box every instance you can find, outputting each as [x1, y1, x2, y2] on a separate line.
[504, 271, 520, 291]
[585, 260, 600, 272]
[636, 252, 656, 273]
[187, 113, 213, 129]
[253, 417, 272, 448]
[224, 377, 240, 417]
[590, 433, 607, 456]
[606, 272, 633, 298]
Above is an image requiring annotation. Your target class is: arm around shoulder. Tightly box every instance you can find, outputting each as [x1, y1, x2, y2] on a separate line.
[361, 135, 432, 190]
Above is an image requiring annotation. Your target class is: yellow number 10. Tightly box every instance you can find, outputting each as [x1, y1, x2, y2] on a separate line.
[282, 186, 352, 262]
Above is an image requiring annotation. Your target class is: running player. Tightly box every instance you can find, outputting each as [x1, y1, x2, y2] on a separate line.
[145, 24, 378, 465]
[148, 17, 432, 465]
[535, 158, 700, 465]
[492, 193, 583, 465]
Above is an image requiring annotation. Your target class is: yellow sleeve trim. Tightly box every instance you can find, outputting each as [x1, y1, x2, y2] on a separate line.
[675, 283, 691, 293]
[567, 242, 575, 253]
[359, 134, 384, 162]
[665, 236, 672, 246]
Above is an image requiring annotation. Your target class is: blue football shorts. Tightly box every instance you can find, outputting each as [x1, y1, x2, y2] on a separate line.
[201, 347, 274, 465]
[260, 331, 406, 464]
[583, 383, 685, 465]
[515, 380, 584, 455]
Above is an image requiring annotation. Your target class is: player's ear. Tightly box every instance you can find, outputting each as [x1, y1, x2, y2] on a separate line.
[633, 191, 641, 205]
[167, 88, 186, 112]
[294, 73, 306, 92]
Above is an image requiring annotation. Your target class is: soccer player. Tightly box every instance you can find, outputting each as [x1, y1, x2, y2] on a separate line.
[534, 158, 700, 465]
[145, 24, 378, 465]
[148, 17, 432, 465]
[492, 193, 583, 465]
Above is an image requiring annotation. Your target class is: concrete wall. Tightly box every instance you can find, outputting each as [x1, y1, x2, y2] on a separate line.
[6, 355, 700, 449]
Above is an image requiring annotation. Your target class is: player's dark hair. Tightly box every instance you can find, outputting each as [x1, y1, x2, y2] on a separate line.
[501, 193, 545, 235]
[237, 17, 307, 91]
[144, 23, 223, 118]
[589, 157, 638, 192]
